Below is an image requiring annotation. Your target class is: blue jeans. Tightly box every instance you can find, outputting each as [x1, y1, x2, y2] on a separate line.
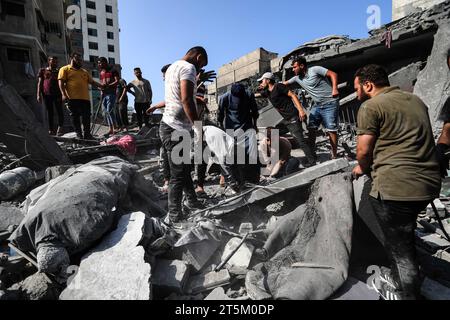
[103, 94, 117, 127]
[308, 100, 340, 132]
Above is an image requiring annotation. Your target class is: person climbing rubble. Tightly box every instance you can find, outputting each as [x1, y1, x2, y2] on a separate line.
[352, 64, 442, 300]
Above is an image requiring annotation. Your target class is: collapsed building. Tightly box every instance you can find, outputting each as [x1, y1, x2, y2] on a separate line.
[0, 2, 450, 301]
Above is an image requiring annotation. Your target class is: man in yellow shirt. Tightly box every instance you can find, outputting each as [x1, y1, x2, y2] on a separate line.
[58, 52, 103, 140]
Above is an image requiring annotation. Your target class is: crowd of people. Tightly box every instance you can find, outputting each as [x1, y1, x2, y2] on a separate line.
[35, 46, 450, 301]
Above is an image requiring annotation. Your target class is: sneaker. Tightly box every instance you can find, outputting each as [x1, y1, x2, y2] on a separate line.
[369, 268, 400, 301]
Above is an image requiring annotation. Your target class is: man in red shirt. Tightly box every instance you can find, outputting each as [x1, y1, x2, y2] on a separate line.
[37, 56, 64, 136]
[98, 57, 120, 135]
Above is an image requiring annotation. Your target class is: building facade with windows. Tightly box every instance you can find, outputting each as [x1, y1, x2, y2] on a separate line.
[79, 0, 121, 108]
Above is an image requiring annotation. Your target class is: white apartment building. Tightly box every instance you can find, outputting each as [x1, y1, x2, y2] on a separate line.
[79, 0, 121, 106]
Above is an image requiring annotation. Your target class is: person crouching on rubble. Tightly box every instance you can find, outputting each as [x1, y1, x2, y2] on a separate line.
[259, 127, 300, 180]
[58, 52, 104, 140]
[352, 64, 442, 300]
[160, 47, 208, 225]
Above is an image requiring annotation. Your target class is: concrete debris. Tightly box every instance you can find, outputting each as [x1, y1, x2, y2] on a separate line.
[221, 237, 255, 270]
[60, 212, 152, 300]
[421, 277, 450, 300]
[204, 287, 233, 301]
[0, 168, 36, 201]
[187, 269, 231, 295]
[44, 165, 75, 183]
[152, 260, 190, 296]
[9, 273, 61, 301]
[416, 230, 450, 251]
[180, 237, 222, 273]
[0, 203, 23, 232]
[0, 81, 71, 171]
[427, 199, 447, 218]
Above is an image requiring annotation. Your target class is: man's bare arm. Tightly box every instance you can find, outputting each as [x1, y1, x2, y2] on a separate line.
[326, 70, 339, 97]
[59, 80, 69, 101]
[438, 123, 450, 146]
[288, 90, 307, 122]
[353, 134, 377, 178]
[146, 101, 166, 115]
[181, 80, 199, 124]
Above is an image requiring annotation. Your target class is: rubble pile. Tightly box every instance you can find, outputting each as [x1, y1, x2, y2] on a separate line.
[0, 3, 450, 301]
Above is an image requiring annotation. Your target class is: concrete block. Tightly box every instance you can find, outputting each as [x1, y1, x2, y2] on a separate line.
[427, 199, 447, 218]
[210, 159, 349, 217]
[188, 269, 231, 295]
[417, 230, 450, 251]
[421, 277, 450, 300]
[182, 238, 221, 273]
[60, 212, 152, 300]
[204, 287, 232, 301]
[152, 260, 190, 295]
[221, 238, 255, 269]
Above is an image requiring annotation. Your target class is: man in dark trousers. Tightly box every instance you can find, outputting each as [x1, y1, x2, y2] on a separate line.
[160, 47, 208, 225]
[58, 53, 103, 140]
[128, 68, 152, 129]
[218, 82, 260, 190]
[352, 64, 441, 300]
[258, 72, 316, 167]
[37, 56, 64, 136]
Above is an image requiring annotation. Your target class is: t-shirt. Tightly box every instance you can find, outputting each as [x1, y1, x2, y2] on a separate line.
[129, 78, 152, 103]
[58, 65, 92, 101]
[287, 66, 336, 105]
[357, 86, 441, 201]
[38, 67, 60, 96]
[116, 79, 128, 104]
[218, 83, 259, 131]
[100, 68, 119, 95]
[265, 83, 297, 121]
[162, 60, 198, 131]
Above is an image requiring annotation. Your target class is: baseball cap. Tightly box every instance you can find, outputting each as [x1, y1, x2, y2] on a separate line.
[257, 72, 275, 82]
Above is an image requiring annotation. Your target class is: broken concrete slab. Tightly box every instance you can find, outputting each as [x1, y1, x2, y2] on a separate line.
[414, 22, 450, 133]
[205, 287, 233, 301]
[152, 260, 190, 295]
[0, 203, 23, 231]
[0, 168, 36, 201]
[0, 81, 71, 171]
[9, 273, 61, 301]
[209, 159, 349, 216]
[180, 238, 221, 274]
[331, 277, 379, 301]
[421, 277, 450, 300]
[416, 230, 450, 252]
[388, 62, 424, 93]
[187, 269, 231, 295]
[60, 212, 151, 300]
[221, 238, 255, 270]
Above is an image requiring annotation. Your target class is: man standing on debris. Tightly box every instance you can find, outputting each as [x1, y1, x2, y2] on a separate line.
[98, 57, 120, 136]
[58, 53, 103, 140]
[160, 47, 208, 224]
[352, 64, 442, 300]
[284, 57, 340, 160]
[127, 68, 152, 129]
[117, 76, 129, 131]
[218, 82, 260, 190]
[258, 72, 316, 167]
[37, 56, 64, 136]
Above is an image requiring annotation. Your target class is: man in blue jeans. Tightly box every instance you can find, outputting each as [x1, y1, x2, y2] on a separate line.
[284, 57, 340, 159]
[98, 57, 120, 136]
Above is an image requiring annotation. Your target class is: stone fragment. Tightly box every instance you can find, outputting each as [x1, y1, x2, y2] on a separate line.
[60, 212, 152, 300]
[181, 238, 221, 273]
[152, 260, 189, 295]
[204, 287, 232, 300]
[421, 277, 450, 300]
[221, 238, 255, 269]
[427, 199, 447, 218]
[188, 269, 231, 295]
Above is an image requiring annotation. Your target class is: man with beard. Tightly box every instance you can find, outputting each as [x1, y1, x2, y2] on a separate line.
[352, 64, 441, 300]
[58, 53, 103, 140]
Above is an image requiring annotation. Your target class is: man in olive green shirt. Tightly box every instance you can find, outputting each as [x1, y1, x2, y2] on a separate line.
[352, 64, 441, 300]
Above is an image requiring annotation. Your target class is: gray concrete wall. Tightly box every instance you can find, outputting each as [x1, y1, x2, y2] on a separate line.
[393, 0, 447, 20]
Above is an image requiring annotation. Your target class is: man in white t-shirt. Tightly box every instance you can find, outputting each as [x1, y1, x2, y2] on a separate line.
[160, 46, 208, 224]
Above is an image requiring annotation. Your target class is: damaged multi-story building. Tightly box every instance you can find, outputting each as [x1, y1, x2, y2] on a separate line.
[207, 1, 450, 139]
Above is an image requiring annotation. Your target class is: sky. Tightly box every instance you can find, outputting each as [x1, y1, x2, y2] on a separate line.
[118, 0, 392, 103]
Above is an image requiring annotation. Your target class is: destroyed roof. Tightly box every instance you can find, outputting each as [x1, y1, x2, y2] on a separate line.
[279, 1, 450, 70]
